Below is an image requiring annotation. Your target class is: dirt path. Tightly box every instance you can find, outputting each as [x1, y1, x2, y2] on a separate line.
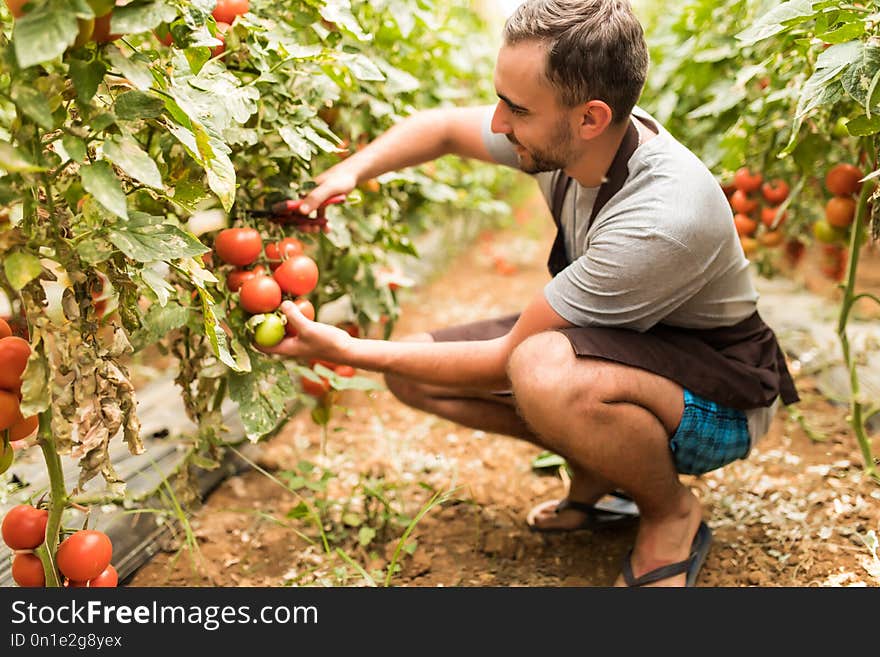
[128, 191, 880, 588]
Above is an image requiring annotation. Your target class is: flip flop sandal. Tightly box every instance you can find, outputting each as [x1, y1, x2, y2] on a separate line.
[621, 520, 713, 587]
[526, 491, 640, 533]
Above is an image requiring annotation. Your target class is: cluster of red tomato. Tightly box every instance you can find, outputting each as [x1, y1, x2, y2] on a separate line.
[213, 227, 357, 396]
[813, 163, 862, 281]
[2, 505, 116, 588]
[723, 167, 790, 257]
[0, 319, 37, 474]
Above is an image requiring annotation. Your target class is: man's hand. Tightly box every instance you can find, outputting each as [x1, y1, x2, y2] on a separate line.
[299, 166, 359, 215]
[257, 300, 352, 361]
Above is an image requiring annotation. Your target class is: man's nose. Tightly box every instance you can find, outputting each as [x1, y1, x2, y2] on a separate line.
[490, 102, 511, 134]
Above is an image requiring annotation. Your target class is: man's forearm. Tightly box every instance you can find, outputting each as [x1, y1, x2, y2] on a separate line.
[343, 335, 511, 390]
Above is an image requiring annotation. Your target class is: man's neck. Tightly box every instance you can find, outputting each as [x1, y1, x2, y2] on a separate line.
[564, 118, 632, 188]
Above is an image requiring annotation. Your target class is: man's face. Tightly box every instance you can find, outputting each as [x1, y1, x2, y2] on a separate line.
[491, 41, 579, 174]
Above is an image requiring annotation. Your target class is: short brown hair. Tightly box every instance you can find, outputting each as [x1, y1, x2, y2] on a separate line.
[503, 0, 648, 123]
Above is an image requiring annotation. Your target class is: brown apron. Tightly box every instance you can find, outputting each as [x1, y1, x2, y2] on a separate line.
[433, 118, 799, 410]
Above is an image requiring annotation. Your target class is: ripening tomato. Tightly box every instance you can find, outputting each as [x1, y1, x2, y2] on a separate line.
[301, 375, 330, 397]
[226, 265, 266, 293]
[733, 213, 757, 237]
[273, 255, 319, 296]
[254, 314, 285, 347]
[2, 504, 49, 550]
[733, 167, 762, 194]
[758, 230, 784, 247]
[212, 0, 249, 24]
[825, 163, 862, 197]
[91, 11, 121, 43]
[761, 179, 789, 205]
[729, 190, 758, 215]
[334, 365, 355, 378]
[9, 414, 37, 441]
[69, 564, 118, 588]
[239, 276, 282, 314]
[0, 336, 30, 390]
[761, 206, 787, 229]
[0, 318, 11, 339]
[12, 553, 44, 587]
[214, 227, 263, 266]
[57, 530, 113, 583]
[337, 322, 360, 338]
[813, 220, 847, 244]
[265, 237, 304, 270]
[285, 299, 315, 337]
[825, 196, 856, 228]
[0, 390, 23, 432]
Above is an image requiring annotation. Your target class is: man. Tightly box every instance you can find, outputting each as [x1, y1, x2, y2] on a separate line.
[261, 0, 799, 586]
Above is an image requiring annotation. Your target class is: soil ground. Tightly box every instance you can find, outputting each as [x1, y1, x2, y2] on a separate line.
[128, 188, 880, 588]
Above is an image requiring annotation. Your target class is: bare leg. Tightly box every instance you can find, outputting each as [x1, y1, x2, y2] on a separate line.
[385, 333, 618, 528]
[508, 331, 703, 587]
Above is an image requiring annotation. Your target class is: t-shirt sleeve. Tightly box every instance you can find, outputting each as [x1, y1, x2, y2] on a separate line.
[543, 226, 708, 332]
[480, 107, 521, 169]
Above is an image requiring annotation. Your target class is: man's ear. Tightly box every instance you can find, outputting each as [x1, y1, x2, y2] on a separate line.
[577, 100, 614, 140]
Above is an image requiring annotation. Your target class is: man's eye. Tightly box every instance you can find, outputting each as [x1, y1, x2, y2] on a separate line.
[510, 107, 526, 116]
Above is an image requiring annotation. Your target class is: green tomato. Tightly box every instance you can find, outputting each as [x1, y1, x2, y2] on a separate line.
[254, 314, 285, 347]
[813, 220, 847, 244]
[832, 116, 850, 139]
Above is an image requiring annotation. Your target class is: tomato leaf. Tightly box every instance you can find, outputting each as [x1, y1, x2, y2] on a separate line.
[103, 135, 163, 190]
[69, 57, 108, 105]
[110, 0, 176, 35]
[104, 49, 155, 91]
[131, 301, 188, 350]
[139, 267, 176, 307]
[81, 161, 129, 220]
[843, 114, 880, 136]
[12, 2, 79, 69]
[3, 251, 43, 290]
[735, 0, 815, 47]
[0, 142, 46, 173]
[109, 213, 209, 262]
[61, 134, 87, 163]
[342, 53, 385, 82]
[114, 90, 166, 121]
[320, 0, 370, 42]
[11, 87, 56, 130]
[229, 356, 295, 441]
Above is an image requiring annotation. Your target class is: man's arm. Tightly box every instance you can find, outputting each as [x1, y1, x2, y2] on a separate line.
[299, 105, 496, 213]
[265, 292, 573, 391]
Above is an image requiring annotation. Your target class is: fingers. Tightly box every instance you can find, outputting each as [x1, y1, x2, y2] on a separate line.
[255, 336, 299, 356]
[300, 172, 355, 215]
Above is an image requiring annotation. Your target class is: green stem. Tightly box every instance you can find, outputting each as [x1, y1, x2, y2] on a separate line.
[836, 147, 878, 482]
[37, 412, 66, 587]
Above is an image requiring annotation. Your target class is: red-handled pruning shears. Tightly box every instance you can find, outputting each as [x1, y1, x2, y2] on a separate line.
[247, 194, 347, 233]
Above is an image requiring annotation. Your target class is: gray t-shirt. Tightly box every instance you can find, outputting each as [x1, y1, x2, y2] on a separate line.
[481, 107, 777, 447]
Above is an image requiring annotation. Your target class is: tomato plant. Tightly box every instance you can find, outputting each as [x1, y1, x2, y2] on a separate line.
[2, 504, 48, 550]
[56, 530, 113, 582]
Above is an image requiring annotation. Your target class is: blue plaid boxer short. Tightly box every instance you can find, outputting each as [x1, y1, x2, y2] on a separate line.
[669, 388, 751, 475]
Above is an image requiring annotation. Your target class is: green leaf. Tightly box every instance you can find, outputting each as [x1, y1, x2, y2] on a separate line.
[278, 126, 313, 160]
[19, 350, 49, 417]
[62, 134, 87, 162]
[320, 0, 370, 41]
[110, 0, 176, 34]
[817, 21, 865, 45]
[103, 135, 163, 189]
[344, 53, 385, 81]
[69, 57, 108, 105]
[841, 43, 880, 108]
[229, 355, 295, 441]
[108, 213, 209, 262]
[169, 178, 213, 213]
[3, 252, 43, 290]
[81, 160, 129, 219]
[104, 49, 155, 91]
[132, 300, 188, 349]
[844, 114, 880, 136]
[115, 90, 166, 121]
[198, 290, 244, 372]
[75, 236, 114, 264]
[140, 267, 176, 307]
[89, 111, 117, 132]
[735, 0, 816, 46]
[0, 142, 47, 173]
[12, 87, 56, 130]
[13, 4, 79, 68]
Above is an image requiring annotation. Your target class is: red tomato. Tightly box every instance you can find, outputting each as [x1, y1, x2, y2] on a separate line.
[761, 206, 787, 229]
[69, 564, 118, 588]
[57, 530, 113, 582]
[0, 336, 30, 390]
[733, 214, 757, 237]
[273, 255, 319, 296]
[214, 227, 263, 267]
[825, 164, 862, 196]
[92, 11, 121, 43]
[212, 21, 229, 58]
[265, 237, 304, 270]
[761, 179, 789, 205]
[0, 389, 23, 432]
[729, 189, 758, 215]
[337, 322, 360, 338]
[239, 276, 281, 314]
[301, 375, 330, 397]
[12, 553, 45, 587]
[733, 167, 762, 194]
[226, 265, 266, 293]
[334, 365, 355, 378]
[285, 299, 315, 337]
[212, 0, 249, 24]
[825, 196, 856, 228]
[9, 414, 37, 441]
[2, 505, 49, 550]
[0, 318, 11, 339]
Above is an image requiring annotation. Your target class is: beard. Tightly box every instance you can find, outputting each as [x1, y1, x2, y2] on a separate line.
[509, 119, 574, 173]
